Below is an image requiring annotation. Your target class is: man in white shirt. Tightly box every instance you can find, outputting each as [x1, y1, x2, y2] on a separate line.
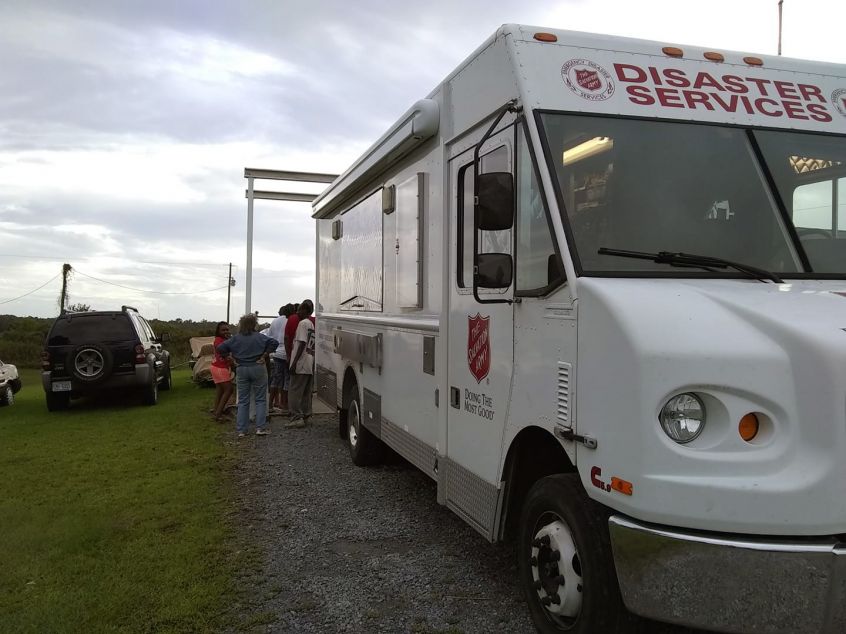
[285, 299, 315, 429]
[267, 304, 294, 414]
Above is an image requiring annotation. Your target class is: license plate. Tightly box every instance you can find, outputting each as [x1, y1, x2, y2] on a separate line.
[52, 381, 72, 392]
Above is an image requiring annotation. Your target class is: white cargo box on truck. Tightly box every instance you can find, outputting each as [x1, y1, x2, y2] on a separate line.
[312, 24, 846, 633]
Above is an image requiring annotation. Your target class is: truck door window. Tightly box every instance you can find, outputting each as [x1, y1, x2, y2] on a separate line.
[457, 145, 511, 288]
[756, 130, 846, 273]
[515, 125, 562, 293]
[793, 178, 846, 233]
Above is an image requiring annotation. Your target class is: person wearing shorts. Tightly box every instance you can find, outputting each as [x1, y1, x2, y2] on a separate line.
[268, 304, 294, 414]
[211, 321, 234, 421]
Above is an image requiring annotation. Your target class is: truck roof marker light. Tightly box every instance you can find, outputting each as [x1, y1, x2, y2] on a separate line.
[662, 46, 684, 58]
[744, 56, 764, 66]
[533, 32, 558, 42]
[739, 413, 759, 442]
[704, 51, 725, 62]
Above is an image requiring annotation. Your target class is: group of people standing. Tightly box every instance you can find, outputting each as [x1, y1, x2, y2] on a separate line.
[210, 299, 316, 438]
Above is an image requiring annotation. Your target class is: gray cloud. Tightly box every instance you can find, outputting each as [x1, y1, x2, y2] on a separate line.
[0, 0, 557, 319]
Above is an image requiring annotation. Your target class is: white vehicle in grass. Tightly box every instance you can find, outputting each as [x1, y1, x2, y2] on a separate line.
[312, 25, 846, 634]
[0, 357, 21, 406]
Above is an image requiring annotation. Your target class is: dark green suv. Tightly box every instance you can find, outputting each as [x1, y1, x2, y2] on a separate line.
[41, 306, 172, 411]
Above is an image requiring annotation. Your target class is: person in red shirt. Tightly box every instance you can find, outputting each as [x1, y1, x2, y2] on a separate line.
[211, 321, 234, 421]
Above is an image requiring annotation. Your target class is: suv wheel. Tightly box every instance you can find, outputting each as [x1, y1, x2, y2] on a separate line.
[142, 371, 158, 406]
[159, 364, 172, 391]
[69, 344, 114, 384]
[46, 391, 70, 411]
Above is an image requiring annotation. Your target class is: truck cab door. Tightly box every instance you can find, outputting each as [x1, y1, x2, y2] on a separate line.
[445, 127, 515, 539]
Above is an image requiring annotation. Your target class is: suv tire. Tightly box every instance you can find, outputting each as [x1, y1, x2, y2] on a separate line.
[46, 391, 71, 411]
[69, 344, 114, 384]
[142, 369, 158, 406]
[159, 364, 172, 391]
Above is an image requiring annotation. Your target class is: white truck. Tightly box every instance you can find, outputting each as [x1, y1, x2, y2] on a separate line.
[311, 25, 846, 633]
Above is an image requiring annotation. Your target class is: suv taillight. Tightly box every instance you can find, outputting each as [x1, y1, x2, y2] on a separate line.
[41, 350, 51, 370]
[134, 344, 146, 364]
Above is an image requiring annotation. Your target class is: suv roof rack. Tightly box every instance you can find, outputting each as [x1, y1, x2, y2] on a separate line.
[121, 305, 139, 313]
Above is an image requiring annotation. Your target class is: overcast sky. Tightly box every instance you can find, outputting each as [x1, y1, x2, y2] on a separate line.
[1, 0, 844, 321]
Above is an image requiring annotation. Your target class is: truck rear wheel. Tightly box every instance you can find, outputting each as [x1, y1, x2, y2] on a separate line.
[518, 474, 636, 633]
[347, 390, 385, 466]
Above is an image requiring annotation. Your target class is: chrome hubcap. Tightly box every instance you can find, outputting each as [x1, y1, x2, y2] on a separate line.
[531, 518, 582, 622]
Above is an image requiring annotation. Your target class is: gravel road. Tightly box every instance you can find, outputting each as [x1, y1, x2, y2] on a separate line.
[228, 412, 712, 634]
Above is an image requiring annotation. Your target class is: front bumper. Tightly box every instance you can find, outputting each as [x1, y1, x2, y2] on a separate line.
[609, 515, 846, 634]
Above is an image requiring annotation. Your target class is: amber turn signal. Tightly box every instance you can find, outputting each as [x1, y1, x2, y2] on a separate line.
[610, 477, 633, 496]
[662, 46, 684, 58]
[743, 56, 764, 66]
[704, 51, 725, 62]
[534, 32, 558, 42]
[739, 413, 759, 441]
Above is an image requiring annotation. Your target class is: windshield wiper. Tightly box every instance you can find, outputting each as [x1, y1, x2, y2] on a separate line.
[597, 248, 784, 283]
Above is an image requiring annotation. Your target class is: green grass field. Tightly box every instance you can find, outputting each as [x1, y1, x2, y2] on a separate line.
[0, 368, 239, 633]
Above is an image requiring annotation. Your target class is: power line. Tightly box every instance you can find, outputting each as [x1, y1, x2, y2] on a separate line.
[74, 269, 229, 295]
[0, 253, 231, 268]
[0, 272, 61, 305]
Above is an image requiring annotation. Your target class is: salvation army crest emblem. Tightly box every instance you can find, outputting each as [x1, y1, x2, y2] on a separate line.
[467, 313, 491, 383]
[833, 88, 846, 117]
[562, 58, 615, 101]
[575, 68, 602, 92]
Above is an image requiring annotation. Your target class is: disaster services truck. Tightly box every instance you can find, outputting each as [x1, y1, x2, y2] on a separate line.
[311, 25, 846, 634]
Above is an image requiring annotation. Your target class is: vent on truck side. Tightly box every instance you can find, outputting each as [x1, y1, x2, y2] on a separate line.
[557, 362, 572, 427]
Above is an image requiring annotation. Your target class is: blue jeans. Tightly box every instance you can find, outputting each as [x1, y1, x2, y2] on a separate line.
[236, 364, 268, 433]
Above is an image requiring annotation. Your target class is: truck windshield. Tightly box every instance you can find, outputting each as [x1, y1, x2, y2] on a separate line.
[538, 113, 846, 276]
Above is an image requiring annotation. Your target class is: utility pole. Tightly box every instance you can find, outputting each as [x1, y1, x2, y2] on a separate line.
[778, 0, 784, 56]
[226, 262, 235, 323]
[58, 263, 72, 313]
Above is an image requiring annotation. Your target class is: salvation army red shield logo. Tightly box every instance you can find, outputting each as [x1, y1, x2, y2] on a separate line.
[575, 68, 601, 92]
[833, 88, 846, 117]
[562, 58, 615, 101]
[468, 313, 491, 383]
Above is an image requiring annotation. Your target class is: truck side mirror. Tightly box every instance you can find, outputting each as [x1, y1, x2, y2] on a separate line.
[475, 253, 513, 288]
[476, 172, 514, 231]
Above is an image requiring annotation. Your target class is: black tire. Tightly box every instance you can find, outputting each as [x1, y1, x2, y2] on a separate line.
[69, 344, 114, 384]
[159, 364, 172, 391]
[338, 407, 348, 439]
[46, 391, 70, 411]
[10, 378, 22, 394]
[0, 384, 13, 406]
[518, 474, 637, 634]
[141, 369, 158, 406]
[346, 387, 385, 466]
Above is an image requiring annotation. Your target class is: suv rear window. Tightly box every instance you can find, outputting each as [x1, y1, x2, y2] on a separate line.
[48, 315, 135, 346]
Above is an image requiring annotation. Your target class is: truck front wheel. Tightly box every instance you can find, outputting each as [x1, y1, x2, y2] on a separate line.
[518, 474, 636, 633]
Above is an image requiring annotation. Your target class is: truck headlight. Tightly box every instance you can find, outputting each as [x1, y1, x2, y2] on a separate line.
[659, 393, 705, 443]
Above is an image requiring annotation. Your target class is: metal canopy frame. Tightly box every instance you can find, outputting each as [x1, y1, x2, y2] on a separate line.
[243, 168, 337, 314]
